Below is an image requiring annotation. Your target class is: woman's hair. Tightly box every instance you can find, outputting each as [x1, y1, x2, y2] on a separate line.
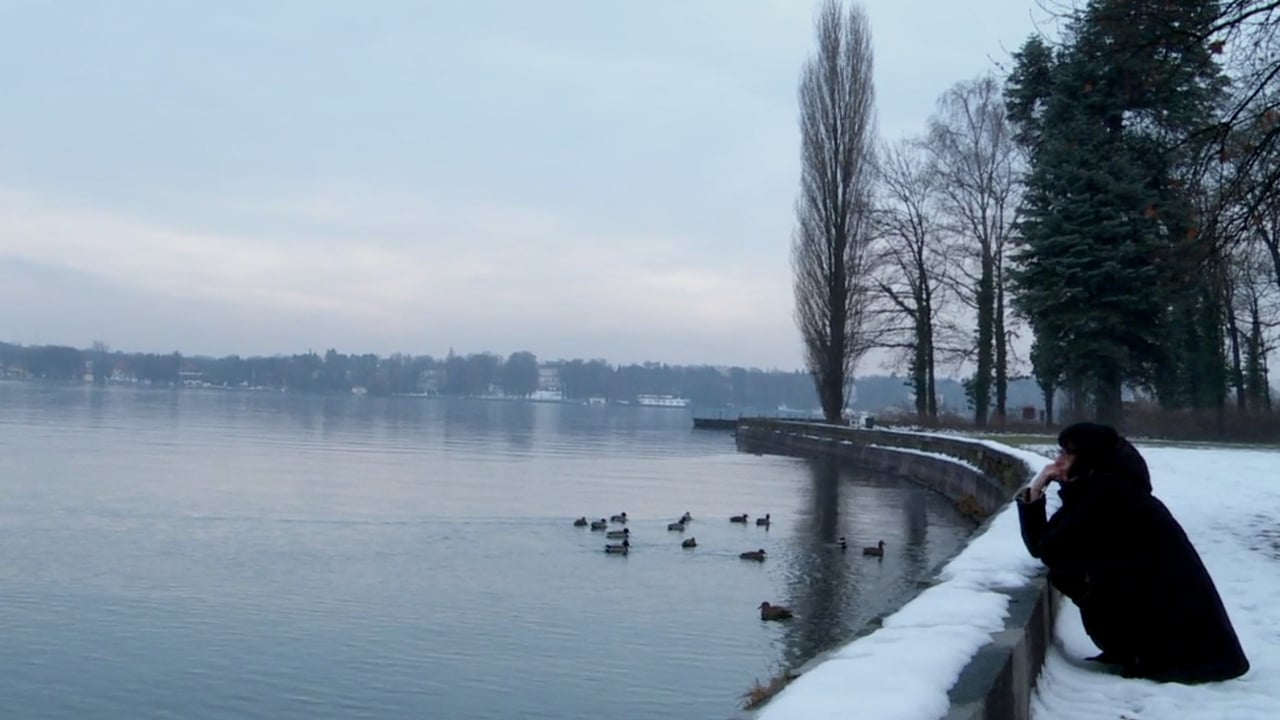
[1058, 421, 1151, 491]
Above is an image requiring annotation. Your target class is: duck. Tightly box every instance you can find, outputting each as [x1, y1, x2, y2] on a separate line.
[682, 537, 697, 549]
[758, 601, 794, 621]
[667, 520, 686, 532]
[838, 536, 848, 551]
[609, 512, 628, 524]
[756, 513, 771, 527]
[862, 539, 886, 557]
[739, 548, 767, 561]
[590, 519, 608, 531]
[680, 512, 693, 523]
[729, 513, 749, 524]
[606, 528, 630, 539]
[605, 539, 630, 554]
[573, 516, 588, 527]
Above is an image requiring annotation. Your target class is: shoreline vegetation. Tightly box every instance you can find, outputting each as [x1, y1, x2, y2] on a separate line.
[2, 338, 1278, 444]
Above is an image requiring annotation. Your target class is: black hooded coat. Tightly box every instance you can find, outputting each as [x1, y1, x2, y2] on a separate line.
[1017, 422, 1250, 683]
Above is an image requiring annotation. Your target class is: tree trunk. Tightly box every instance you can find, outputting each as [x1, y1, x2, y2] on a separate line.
[1246, 298, 1268, 411]
[973, 255, 995, 428]
[1266, 230, 1280, 295]
[825, 265, 848, 423]
[1067, 377, 1088, 424]
[912, 311, 928, 417]
[912, 356, 927, 416]
[1043, 385, 1056, 427]
[993, 272, 1008, 428]
[926, 327, 938, 420]
[1224, 273, 1246, 411]
[1094, 366, 1124, 428]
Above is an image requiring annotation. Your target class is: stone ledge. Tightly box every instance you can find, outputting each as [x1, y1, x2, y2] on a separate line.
[943, 583, 1058, 720]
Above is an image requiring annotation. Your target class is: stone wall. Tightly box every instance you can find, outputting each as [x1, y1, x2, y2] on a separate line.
[733, 419, 1055, 720]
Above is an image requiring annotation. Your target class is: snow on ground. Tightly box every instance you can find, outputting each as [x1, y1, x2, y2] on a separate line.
[1031, 445, 1280, 720]
[755, 437, 1279, 720]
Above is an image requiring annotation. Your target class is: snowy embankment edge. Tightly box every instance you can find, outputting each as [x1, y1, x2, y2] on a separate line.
[751, 432, 1055, 720]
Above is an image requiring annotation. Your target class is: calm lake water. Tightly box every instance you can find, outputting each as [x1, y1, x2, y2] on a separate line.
[0, 382, 974, 719]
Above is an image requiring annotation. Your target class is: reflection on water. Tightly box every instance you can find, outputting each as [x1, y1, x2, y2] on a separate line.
[780, 458, 855, 669]
[775, 457, 971, 672]
[0, 383, 974, 720]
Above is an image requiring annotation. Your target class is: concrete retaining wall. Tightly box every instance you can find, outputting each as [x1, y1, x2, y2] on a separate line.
[734, 419, 1055, 720]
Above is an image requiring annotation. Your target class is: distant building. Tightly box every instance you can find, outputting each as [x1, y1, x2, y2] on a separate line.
[0, 365, 28, 379]
[537, 366, 561, 392]
[418, 369, 443, 394]
[110, 363, 137, 383]
[178, 370, 206, 387]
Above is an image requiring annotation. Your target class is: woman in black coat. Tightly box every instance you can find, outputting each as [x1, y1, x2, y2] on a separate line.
[1017, 422, 1250, 683]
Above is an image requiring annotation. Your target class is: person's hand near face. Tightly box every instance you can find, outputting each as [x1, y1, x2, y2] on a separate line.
[1023, 450, 1075, 503]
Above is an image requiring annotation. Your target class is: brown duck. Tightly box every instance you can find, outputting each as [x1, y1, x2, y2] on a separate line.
[863, 540, 886, 557]
[758, 601, 793, 621]
[739, 548, 766, 561]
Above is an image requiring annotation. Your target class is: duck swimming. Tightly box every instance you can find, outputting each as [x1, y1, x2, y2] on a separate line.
[681, 537, 697, 549]
[609, 512, 628, 524]
[756, 513, 771, 527]
[729, 514, 749, 524]
[862, 540, 886, 557]
[667, 521, 686, 532]
[606, 528, 630, 539]
[605, 539, 630, 555]
[739, 548, 766, 561]
[590, 519, 608, 531]
[758, 601, 793, 621]
[573, 517, 588, 527]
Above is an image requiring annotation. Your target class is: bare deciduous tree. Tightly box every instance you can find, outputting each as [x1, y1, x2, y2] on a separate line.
[1190, 1, 1280, 241]
[870, 139, 950, 422]
[925, 75, 1020, 428]
[1225, 238, 1280, 411]
[793, 0, 878, 424]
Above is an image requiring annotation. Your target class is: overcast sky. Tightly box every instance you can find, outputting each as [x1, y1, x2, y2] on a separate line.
[0, 0, 1052, 371]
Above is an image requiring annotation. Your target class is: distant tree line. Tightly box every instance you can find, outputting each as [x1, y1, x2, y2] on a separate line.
[0, 337, 1080, 418]
[0, 340, 830, 410]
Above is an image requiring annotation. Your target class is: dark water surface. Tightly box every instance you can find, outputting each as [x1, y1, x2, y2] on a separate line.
[0, 383, 973, 719]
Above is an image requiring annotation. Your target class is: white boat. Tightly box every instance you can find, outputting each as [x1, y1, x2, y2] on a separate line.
[635, 394, 691, 408]
[529, 389, 564, 402]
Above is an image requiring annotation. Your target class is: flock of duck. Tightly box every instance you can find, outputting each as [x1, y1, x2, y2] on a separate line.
[571, 511, 888, 621]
